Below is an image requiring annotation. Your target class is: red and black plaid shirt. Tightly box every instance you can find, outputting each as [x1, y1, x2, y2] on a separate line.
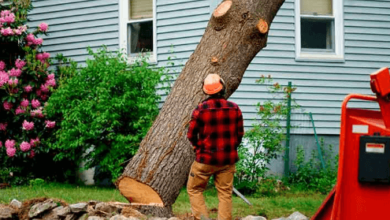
[187, 97, 244, 165]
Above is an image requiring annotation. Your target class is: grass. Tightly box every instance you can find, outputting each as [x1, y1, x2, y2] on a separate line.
[174, 187, 326, 219]
[0, 183, 326, 219]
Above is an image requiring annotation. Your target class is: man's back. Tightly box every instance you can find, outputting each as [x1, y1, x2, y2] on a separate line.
[187, 97, 244, 165]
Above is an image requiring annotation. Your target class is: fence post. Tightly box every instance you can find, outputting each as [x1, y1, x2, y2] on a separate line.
[284, 81, 292, 177]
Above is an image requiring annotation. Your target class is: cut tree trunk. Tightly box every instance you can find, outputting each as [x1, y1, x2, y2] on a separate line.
[117, 0, 285, 216]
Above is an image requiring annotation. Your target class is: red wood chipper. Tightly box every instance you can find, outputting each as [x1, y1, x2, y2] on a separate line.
[312, 67, 390, 220]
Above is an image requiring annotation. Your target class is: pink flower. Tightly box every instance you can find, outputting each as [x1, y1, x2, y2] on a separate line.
[21, 99, 29, 107]
[36, 53, 43, 60]
[5, 139, 15, 149]
[6, 147, 16, 157]
[24, 85, 33, 93]
[18, 25, 27, 32]
[7, 78, 18, 86]
[9, 68, 21, 77]
[14, 29, 22, 35]
[36, 89, 41, 96]
[0, 141, 2, 148]
[20, 141, 31, 152]
[33, 38, 43, 45]
[40, 84, 49, 93]
[1, 10, 10, 17]
[3, 101, 13, 110]
[1, 27, 13, 36]
[29, 150, 35, 158]
[31, 108, 44, 118]
[4, 13, 15, 23]
[0, 123, 7, 131]
[42, 52, 50, 59]
[15, 59, 26, 69]
[26, 33, 35, 42]
[45, 120, 56, 128]
[0, 71, 9, 87]
[31, 99, 40, 108]
[16, 107, 25, 115]
[45, 79, 56, 87]
[47, 73, 55, 80]
[39, 23, 49, 32]
[22, 120, 34, 131]
[0, 61, 5, 70]
[30, 138, 40, 147]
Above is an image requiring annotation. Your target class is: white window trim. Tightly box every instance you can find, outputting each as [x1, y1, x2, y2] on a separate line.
[119, 0, 157, 64]
[295, 0, 344, 62]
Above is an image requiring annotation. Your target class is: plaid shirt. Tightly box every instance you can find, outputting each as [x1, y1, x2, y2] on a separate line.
[187, 97, 244, 165]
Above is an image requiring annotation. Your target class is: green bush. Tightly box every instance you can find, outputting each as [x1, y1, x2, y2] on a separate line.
[235, 76, 299, 193]
[45, 47, 170, 183]
[288, 138, 338, 194]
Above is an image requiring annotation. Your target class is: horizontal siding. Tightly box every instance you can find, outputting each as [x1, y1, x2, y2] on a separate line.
[29, 0, 119, 65]
[26, 0, 389, 135]
[156, 0, 390, 135]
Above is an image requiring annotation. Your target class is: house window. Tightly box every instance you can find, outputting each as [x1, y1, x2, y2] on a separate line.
[119, 0, 157, 62]
[295, 0, 344, 61]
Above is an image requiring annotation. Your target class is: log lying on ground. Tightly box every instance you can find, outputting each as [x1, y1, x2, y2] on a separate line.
[117, 0, 286, 216]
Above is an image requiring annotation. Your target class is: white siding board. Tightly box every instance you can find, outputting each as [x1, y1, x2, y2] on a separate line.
[29, 11, 119, 27]
[158, 1, 210, 12]
[31, 5, 118, 20]
[30, 1, 117, 15]
[33, 0, 91, 7]
[157, 7, 209, 19]
[344, 0, 390, 8]
[157, 14, 209, 26]
[157, 22, 208, 34]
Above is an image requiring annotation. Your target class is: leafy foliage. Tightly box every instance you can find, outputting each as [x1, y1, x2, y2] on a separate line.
[45, 47, 171, 182]
[288, 138, 338, 194]
[0, 1, 73, 185]
[235, 76, 299, 193]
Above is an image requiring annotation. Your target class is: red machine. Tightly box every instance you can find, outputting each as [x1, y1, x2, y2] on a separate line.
[312, 67, 390, 220]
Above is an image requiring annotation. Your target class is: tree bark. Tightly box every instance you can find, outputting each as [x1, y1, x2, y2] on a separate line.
[117, 0, 286, 216]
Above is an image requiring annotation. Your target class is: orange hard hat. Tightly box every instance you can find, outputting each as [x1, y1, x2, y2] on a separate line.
[203, 74, 225, 95]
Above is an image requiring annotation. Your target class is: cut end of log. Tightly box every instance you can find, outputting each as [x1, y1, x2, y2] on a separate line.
[213, 1, 232, 18]
[256, 19, 269, 34]
[118, 177, 164, 206]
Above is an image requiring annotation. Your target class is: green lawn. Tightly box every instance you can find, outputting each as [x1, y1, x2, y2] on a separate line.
[0, 183, 326, 219]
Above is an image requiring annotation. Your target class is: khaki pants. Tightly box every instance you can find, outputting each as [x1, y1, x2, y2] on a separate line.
[187, 161, 236, 220]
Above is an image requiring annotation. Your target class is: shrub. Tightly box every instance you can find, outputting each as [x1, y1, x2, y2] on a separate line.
[288, 138, 338, 194]
[45, 47, 170, 183]
[235, 76, 298, 193]
[0, 1, 70, 185]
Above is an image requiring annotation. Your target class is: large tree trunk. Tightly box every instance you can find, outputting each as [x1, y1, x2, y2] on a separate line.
[117, 0, 285, 216]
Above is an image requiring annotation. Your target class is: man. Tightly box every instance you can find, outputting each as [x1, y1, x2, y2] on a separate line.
[187, 74, 244, 220]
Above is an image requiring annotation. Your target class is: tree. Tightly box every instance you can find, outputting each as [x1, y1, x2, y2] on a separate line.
[117, 0, 286, 216]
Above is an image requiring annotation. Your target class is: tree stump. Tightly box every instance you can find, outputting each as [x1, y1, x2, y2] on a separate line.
[117, 0, 286, 216]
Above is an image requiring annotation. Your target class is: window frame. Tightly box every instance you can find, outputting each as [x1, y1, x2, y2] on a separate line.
[295, 0, 344, 62]
[119, 0, 157, 63]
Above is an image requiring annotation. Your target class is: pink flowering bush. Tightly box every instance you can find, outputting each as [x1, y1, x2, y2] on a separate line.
[0, 1, 70, 184]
